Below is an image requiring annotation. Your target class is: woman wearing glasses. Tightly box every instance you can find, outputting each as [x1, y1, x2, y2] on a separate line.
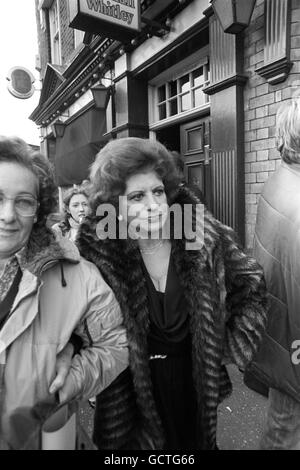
[0, 136, 128, 449]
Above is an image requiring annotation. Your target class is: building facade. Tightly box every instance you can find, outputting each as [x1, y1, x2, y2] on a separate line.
[30, 0, 300, 249]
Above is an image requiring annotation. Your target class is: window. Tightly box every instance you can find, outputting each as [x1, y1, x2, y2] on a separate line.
[39, 8, 47, 32]
[49, 0, 61, 65]
[74, 29, 85, 49]
[155, 64, 210, 123]
[256, 0, 292, 84]
[47, 136, 56, 166]
[38, 0, 52, 31]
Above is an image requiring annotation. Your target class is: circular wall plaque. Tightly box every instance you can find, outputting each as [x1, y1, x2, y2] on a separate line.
[6, 66, 35, 99]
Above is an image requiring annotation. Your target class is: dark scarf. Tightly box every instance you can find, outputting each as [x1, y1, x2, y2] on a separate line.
[77, 186, 267, 450]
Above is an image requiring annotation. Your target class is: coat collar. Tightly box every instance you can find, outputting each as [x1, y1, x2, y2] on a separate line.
[19, 234, 80, 277]
[282, 161, 300, 176]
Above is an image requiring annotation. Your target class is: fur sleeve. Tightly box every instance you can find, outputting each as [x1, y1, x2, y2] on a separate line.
[220, 224, 268, 369]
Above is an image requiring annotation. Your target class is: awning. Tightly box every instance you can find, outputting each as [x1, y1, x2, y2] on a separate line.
[55, 108, 107, 186]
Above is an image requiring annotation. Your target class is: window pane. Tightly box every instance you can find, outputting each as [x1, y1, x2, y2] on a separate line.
[204, 63, 210, 86]
[187, 127, 203, 151]
[159, 104, 166, 120]
[193, 67, 204, 87]
[188, 164, 204, 192]
[194, 89, 205, 107]
[155, 64, 209, 122]
[179, 74, 190, 94]
[74, 29, 85, 48]
[49, 0, 61, 65]
[53, 38, 60, 64]
[50, 0, 59, 32]
[158, 86, 166, 103]
[180, 93, 191, 112]
[169, 98, 178, 116]
[168, 80, 177, 97]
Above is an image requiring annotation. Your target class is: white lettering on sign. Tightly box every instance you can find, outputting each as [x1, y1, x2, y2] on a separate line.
[82, 0, 138, 28]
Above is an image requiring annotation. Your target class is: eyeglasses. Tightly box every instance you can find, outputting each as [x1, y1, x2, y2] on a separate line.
[0, 194, 39, 217]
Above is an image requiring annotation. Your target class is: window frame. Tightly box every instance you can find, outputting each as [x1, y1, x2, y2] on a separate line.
[49, 0, 62, 65]
[148, 47, 210, 130]
[73, 29, 85, 49]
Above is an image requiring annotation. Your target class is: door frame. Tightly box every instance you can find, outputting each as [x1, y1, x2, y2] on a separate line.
[180, 117, 212, 210]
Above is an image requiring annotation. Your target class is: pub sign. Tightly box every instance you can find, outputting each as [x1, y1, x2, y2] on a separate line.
[6, 67, 35, 99]
[69, 0, 141, 41]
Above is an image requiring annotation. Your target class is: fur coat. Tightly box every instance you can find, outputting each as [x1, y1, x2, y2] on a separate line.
[77, 186, 268, 450]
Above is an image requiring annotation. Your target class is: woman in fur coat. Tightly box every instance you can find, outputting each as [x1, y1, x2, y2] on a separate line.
[77, 137, 268, 451]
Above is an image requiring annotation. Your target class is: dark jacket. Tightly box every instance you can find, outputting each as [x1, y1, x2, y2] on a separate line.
[249, 162, 300, 401]
[77, 186, 268, 450]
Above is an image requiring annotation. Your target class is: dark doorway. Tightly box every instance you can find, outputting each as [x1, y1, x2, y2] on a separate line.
[156, 123, 181, 153]
[156, 117, 212, 210]
[180, 117, 212, 210]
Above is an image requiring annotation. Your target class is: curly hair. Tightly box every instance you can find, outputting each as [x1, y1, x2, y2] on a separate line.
[59, 186, 90, 229]
[89, 137, 181, 213]
[276, 98, 300, 164]
[0, 136, 57, 250]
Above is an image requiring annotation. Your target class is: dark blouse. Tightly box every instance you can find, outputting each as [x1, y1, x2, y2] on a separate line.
[141, 253, 190, 347]
[141, 252, 198, 449]
[0, 256, 19, 303]
[0, 266, 22, 330]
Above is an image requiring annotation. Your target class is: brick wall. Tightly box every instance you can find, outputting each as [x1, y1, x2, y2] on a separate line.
[59, 0, 76, 66]
[36, 0, 76, 79]
[243, 0, 300, 249]
[35, 0, 50, 77]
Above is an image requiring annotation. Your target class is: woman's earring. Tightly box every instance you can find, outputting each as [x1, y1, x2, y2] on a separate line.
[117, 214, 123, 221]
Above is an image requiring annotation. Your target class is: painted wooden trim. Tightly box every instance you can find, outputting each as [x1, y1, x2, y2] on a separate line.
[212, 150, 237, 229]
[203, 74, 247, 95]
[255, 57, 293, 85]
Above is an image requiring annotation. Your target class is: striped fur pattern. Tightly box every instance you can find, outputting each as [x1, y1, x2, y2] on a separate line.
[77, 186, 267, 450]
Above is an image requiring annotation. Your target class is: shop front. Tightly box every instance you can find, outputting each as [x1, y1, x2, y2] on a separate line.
[54, 107, 107, 186]
[105, 1, 246, 240]
[31, 0, 253, 243]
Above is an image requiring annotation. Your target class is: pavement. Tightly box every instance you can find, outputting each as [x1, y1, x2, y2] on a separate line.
[217, 364, 268, 449]
[78, 364, 268, 450]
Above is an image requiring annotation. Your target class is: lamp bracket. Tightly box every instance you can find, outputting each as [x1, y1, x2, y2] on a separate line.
[141, 16, 171, 38]
[100, 75, 114, 84]
[83, 32, 94, 46]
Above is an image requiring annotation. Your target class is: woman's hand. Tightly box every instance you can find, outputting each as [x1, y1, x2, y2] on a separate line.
[49, 342, 74, 402]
